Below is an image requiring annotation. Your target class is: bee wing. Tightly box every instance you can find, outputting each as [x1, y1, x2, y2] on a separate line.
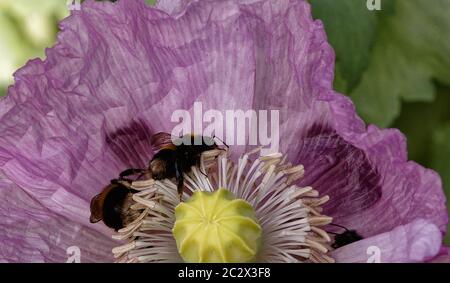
[89, 193, 104, 223]
[151, 132, 176, 152]
[90, 185, 113, 223]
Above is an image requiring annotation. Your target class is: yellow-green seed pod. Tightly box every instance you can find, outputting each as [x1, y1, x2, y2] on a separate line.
[172, 189, 262, 263]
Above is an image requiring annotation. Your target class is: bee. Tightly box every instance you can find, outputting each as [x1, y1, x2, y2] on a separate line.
[122, 132, 225, 201]
[328, 223, 364, 249]
[89, 169, 146, 231]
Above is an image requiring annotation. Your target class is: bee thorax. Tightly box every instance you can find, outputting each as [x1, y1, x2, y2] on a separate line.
[150, 159, 167, 179]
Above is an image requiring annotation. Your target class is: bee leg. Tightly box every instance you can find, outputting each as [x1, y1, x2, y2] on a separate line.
[110, 178, 120, 184]
[212, 135, 229, 149]
[134, 169, 152, 181]
[119, 168, 145, 180]
[177, 177, 184, 202]
[111, 178, 134, 190]
[195, 154, 208, 177]
[197, 163, 208, 177]
[175, 162, 184, 201]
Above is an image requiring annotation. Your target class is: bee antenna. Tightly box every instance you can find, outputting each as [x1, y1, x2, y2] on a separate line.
[212, 135, 229, 148]
[329, 223, 350, 231]
[199, 168, 208, 177]
[111, 178, 133, 189]
[136, 169, 150, 181]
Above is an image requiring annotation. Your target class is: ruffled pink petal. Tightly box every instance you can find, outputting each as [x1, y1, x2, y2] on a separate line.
[326, 96, 448, 236]
[287, 92, 448, 239]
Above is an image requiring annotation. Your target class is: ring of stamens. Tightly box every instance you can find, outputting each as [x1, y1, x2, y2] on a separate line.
[112, 148, 335, 263]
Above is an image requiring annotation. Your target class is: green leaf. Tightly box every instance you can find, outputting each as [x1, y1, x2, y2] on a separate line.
[0, 9, 34, 94]
[350, 0, 450, 127]
[0, 0, 68, 96]
[430, 124, 450, 244]
[380, 0, 397, 14]
[310, 0, 378, 93]
[393, 85, 450, 165]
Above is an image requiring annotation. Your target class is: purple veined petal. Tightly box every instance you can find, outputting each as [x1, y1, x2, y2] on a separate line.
[155, 0, 197, 17]
[294, 123, 382, 216]
[0, 0, 333, 220]
[0, 0, 338, 261]
[330, 219, 442, 263]
[0, 170, 116, 262]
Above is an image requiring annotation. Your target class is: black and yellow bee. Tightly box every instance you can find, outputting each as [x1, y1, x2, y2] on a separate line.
[122, 132, 225, 199]
[89, 176, 141, 231]
[90, 132, 225, 230]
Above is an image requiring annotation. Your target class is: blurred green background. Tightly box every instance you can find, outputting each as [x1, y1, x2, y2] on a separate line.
[0, 0, 449, 244]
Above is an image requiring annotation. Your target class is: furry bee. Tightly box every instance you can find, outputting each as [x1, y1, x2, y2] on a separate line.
[89, 170, 145, 231]
[90, 133, 224, 230]
[150, 132, 225, 199]
[328, 223, 363, 249]
[122, 132, 225, 200]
